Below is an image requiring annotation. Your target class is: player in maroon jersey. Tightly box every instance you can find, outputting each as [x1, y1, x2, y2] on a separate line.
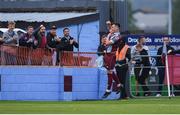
[102, 23, 123, 98]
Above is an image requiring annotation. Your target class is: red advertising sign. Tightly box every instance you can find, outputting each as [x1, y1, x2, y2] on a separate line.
[165, 55, 180, 85]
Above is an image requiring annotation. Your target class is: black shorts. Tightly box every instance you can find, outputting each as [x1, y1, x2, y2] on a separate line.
[134, 67, 150, 82]
[134, 67, 141, 81]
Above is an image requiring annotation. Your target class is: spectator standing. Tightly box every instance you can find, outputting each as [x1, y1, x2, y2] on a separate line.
[19, 26, 37, 48]
[97, 34, 107, 56]
[34, 25, 48, 49]
[106, 20, 112, 32]
[131, 36, 151, 96]
[56, 27, 79, 65]
[33, 25, 50, 65]
[47, 25, 61, 65]
[96, 34, 107, 67]
[47, 25, 61, 51]
[156, 37, 174, 97]
[2, 21, 19, 65]
[60, 27, 79, 51]
[18, 26, 37, 65]
[3, 21, 19, 45]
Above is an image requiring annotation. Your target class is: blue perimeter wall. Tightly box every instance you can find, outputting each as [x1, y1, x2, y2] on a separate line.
[0, 66, 119, 101]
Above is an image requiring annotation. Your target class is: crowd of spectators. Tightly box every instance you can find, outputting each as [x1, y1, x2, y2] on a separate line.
[0, 21, 79, 65]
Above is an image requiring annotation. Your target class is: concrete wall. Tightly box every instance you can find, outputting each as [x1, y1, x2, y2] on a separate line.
[0, 66, 119, 101]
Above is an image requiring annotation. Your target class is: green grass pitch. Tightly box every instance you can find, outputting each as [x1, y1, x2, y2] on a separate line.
[0, 97, 180, 114]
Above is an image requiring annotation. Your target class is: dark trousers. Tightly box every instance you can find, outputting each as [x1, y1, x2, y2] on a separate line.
[115, 65, 128, 99]
[157, 68, 165, 94]
[56, 44, 64, 65]
[56, 47, 60, 64]
[134, 67, 150, 94]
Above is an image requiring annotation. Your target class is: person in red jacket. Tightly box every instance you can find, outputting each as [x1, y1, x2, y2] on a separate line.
[33, 25, 47, 48]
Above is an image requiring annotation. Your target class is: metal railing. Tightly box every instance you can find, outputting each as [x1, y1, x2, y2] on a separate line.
[128, 54, 180, 98]
[0, 45, 98, 67]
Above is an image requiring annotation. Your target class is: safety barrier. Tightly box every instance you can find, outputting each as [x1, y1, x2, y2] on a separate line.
[165, 55, 180, 85]
[0, 45, 97, 67]
[129, 55, 180, 98]
[0, 45, 180, 98]
[60, 51, 97, 67]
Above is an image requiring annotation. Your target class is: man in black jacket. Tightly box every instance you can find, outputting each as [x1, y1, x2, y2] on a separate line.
[97, 34, 107, 56]
[156, 37, 174, 97]
[19, 26, 37, 48]
[47, 25, 61, 51]
[60, 27, 79, 51]
[18, 26, 38, 65]
[56, 27, 79, 65]
[46, 26, 61, 65]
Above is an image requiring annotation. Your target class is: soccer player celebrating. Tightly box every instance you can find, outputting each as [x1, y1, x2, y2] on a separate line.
[102, 23, 122, 98]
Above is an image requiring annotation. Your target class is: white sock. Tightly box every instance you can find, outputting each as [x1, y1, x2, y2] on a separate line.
[106, 89, 111, 92]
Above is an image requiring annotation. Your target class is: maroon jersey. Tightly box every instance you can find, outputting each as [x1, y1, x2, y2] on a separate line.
[104, 32, 121, 70]
[106, 32, 121, 53]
